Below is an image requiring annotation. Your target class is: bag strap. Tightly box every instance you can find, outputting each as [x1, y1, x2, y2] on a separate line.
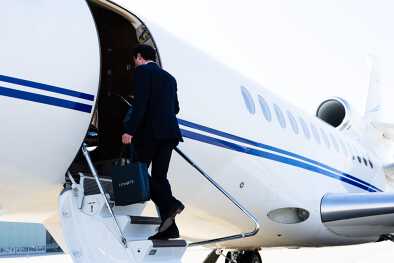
[119, 144, 130, 160]
[113, 145, 130, 167]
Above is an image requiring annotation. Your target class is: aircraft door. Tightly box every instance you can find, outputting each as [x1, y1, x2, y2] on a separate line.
[0, 0, 100, 191]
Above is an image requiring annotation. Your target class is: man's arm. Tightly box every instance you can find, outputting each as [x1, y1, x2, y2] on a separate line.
[123, 66, 151, 136]
[174, 79, 180, 114]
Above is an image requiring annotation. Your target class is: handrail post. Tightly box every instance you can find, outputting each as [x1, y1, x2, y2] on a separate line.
[174, 147, 260, 247]
[81, 143, 128, 248]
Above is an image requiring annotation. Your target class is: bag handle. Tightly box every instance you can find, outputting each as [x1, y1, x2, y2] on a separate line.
[119, 144, 130, 159]
[116, 145, 131, 166]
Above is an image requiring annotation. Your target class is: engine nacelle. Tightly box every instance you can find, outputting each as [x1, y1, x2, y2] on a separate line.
[316, 97, 363, 133]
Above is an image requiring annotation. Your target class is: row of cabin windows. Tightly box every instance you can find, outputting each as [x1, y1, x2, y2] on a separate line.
[353, 156, 374, 168]
[241, 86, 375, 169]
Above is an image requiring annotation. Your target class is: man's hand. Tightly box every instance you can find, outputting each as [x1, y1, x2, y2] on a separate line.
[122, 133, 133, 144]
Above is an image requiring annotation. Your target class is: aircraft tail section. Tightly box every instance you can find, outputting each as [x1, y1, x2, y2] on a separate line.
[360, 55, 394, 175]
[364, 55, 394, 139]
[364, 55, 382, 123]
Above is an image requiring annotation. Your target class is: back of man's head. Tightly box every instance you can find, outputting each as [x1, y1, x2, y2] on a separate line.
[133, 44, 157, 61]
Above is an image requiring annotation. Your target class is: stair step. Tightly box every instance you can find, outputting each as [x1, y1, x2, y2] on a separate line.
[152, 240, 187, 248]
[82, 176, 113, 196]
[130, 216, 161, 225]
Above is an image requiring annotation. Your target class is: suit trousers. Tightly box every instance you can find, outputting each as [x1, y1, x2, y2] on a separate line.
[134, 139, 178, 218]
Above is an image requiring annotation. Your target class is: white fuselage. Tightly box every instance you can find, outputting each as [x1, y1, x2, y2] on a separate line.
[0, 0, 386, 250]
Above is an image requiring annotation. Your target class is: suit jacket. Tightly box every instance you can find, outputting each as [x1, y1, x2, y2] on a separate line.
[123, 62, 183, 144]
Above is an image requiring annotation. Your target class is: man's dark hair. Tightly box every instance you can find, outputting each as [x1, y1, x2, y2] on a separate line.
[133, 44, 157, 61]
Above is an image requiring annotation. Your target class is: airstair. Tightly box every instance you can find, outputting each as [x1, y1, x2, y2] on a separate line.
[59, 144, 259, 263]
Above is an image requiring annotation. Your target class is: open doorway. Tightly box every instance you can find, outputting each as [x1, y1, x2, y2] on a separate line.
[68, 0, 160, 176]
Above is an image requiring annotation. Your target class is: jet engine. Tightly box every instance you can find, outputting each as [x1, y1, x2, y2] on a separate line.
[316, 97, 364, 133]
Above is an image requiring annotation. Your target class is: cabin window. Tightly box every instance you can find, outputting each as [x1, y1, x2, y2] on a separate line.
[351, 145, 359, 156]
[299, 117, 311, 139]
[320, 128, 330, 149]
[287, 111, 299, 134]
[273, 104, 286, 129]
[310, 123, 321, 144]
[368, 160, 374, 169]
[347, 143, 355, 156]
[341, 141, 350, 156]
[339, 139, 348, 156]
[258, 95, 272, 121]
[241, 86, 256, 114]
[330, 134, 339, 152]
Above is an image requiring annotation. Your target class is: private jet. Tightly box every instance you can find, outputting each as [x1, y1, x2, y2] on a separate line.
[1, 1, 394, 262]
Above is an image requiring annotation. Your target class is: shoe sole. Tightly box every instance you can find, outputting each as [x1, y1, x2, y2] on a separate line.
[159, 206, 184, 233]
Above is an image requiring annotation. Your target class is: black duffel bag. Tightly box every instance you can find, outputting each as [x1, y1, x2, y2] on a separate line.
[110, 148, 150, 206]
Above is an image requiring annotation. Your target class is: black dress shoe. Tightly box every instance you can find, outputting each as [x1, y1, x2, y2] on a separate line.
[159, 200, 185, 232]
[149, 223, 179, 240]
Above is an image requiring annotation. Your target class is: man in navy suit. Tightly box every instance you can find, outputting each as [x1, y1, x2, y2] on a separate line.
[122, 44, 184, 240]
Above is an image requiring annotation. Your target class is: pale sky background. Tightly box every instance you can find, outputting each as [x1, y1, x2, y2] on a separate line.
[7, 1, 394, 262]
[131, 0, 394, 116]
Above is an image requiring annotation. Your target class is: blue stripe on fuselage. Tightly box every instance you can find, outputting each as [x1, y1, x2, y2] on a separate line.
[178, 120, 382, 192]
[0, 74, 381, 191]
[180, 129, 379, 192]
[0, 86, 92, 113]
[0, 74, 95, 101]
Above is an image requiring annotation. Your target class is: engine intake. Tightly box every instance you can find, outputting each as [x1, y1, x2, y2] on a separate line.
[316, 97, 353, 130]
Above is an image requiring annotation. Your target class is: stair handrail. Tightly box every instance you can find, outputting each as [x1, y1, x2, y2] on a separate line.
[81, 143, 128, 248]
[174, 147, 260, 247]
